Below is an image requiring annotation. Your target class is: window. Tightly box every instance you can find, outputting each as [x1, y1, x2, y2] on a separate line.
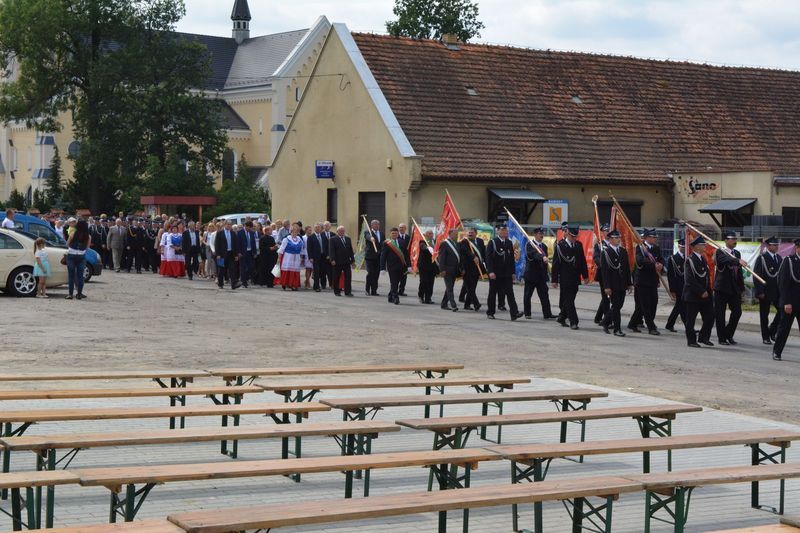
[327, 189, 338, 224]
[26, 223, 62, 246]
[222, 149, 235, 181]
[295, 87, 300, 102]
[597, 200, 643, 226]
[0, 234, 23, 250]
[11, 147, 17, 171]
[783, 207, 800, 226]
[68, 141, 81, 158]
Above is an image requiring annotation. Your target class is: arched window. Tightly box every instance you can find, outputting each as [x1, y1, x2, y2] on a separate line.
[68, 140, 81, 158]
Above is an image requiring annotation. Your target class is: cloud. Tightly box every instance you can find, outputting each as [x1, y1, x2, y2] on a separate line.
[178, 0, 800, 70]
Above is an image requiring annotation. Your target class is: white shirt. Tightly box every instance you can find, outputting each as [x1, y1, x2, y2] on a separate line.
[1, 218, 15, 229]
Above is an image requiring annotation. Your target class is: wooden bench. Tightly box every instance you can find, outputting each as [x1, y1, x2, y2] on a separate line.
[0, 370, 209, 385]
[710, 526, 800, 533]
[28, 520, 185, 532]
[629, 463, 800, 533]
[321, 388, 608, 443]
[167, 475, 643, 533]
[488, 428, 800, 532]
[76, 448, 502, 523]
[0, 471, 79, 531]
[0, 421, 398, 529]
[210, 363, 465, 385]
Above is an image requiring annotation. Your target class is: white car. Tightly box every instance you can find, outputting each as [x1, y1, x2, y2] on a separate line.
[0, 229, 68, 297]
[215, 213, 270, 226]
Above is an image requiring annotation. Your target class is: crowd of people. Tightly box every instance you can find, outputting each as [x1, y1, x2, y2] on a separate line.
[8, 207, 799, 361]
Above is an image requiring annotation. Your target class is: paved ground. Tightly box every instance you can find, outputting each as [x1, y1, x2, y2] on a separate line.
[1, 271, 799, 531]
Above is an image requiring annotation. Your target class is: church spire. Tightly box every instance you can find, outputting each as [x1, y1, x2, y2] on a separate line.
[231, 0, 251, 44]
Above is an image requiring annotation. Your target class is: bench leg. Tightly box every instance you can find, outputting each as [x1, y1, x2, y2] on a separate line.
[553, 399, 589, 463]
[569, 495, 614, 533]
[750, 442, 787, 514]
[428, 428, 473, 491]
[644, 487, 693, 533]
[25, 487, 35, 530]
[510, 458, 550, 533]
[636, 416, 672, 474]
[2, 422, 32, 501]
[10, 487, 22, 531]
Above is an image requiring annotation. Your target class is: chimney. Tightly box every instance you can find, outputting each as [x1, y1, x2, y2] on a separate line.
[231, 0, 251, 44]
[440, 33, 461, 50]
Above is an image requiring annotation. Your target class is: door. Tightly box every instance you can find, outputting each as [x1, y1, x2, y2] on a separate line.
[358, 192, 385, 231]
[0, 233, 25, 281]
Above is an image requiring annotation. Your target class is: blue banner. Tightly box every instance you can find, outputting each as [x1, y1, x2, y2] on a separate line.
[505, 216, 528, 280]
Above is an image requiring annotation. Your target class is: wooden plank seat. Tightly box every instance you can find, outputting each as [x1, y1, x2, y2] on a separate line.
[628, 463, 800, 533]
[0, 421, 398, 529]
[167, 475, 642, 533]
[0, 386, 260, 401]
[0, 471, 79, 531]
[27, 520, 185, 532]
[321, 388, 609, 444]
[75, 448, 503, 523]
[210, 363, 465, 385]
[488, 428, 800, 532]
[0, 370, 209, 384]
[709, 526, 800, 533]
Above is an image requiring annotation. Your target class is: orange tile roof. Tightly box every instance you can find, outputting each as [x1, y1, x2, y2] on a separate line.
[351, 33, 800, 184]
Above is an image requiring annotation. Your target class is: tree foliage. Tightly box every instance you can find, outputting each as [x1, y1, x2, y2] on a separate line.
[6, 189, 26, 211]
[386, 0, 485, 42]
[45, 146, 64, 209]
[0, 0, 226, 214]
[207, 155, 270, 219]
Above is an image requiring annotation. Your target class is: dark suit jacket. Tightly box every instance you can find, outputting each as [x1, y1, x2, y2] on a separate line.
[633, 244, 663, 287]
[364, 230, 383, 261]
[551, 239, 589, 287]
[683, 253, 712, 303]
[485, 237, 517, 279]
[380, 240, 409, 272]
[417, 240, 438, 275]
[437, 238, 461, 276]
[320, 231, 332, 259]
[329, 235, 355, 265]
[667, 252, 686, 296]
[182, 230, 200, 254]
[306, 232, 324, 261]
[600, 246, 632, 292]
[754, 251, 781, 301]
[778, 254, 800, 308]
[459, 238, 486, 275]
[397, 233, 411, 254]
[714, 248, 744, 294]
[236, 229, 258, 256]
[214, 229, 239, 258]
[523, 240, 549, 283]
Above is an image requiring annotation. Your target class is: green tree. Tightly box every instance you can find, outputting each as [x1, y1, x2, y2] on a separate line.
[386, 0, 485, 42]
[207, 155, 270, 219]
[32, 189, 48, 213]
[45, 146, 64, 208]
[6, 189, 26, 211]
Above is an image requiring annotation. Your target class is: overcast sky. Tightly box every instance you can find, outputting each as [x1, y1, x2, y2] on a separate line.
[178, 0, 800, 70]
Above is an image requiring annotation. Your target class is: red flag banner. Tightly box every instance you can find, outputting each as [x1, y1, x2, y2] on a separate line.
[556, 229, 598, 281]
[433, 191, 463, 259]
[611, 207, 637, 269]
[409, 222, 425, 273]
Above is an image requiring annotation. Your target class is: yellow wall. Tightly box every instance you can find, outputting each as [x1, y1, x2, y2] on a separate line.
[268, 29, 417, 234]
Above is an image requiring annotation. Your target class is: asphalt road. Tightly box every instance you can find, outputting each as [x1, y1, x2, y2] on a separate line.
[2, 268, 797, 424]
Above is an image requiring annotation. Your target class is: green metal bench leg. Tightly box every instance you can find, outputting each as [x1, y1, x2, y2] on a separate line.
[751, 442, 787, 514]
[437, 462, 448, 533]
[35, 454, 43, 529]
[45, 451, 55, 528]
[125, 484, 136, 522]
[2, 422, 10, 500]
[461, 466, 471, 533]
[26, 487, 36, 530]
[571, 497, 584, 533]
[10, 487, 22, 531]
[644, 486, 693, 533]
[364, 437, 372, 497]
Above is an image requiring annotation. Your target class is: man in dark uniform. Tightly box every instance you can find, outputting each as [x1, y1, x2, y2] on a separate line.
[397, 223, 411, 296]
[523, 227, 554, 320]
[593, 224, 610, 325]
[772, 239, 800, 361]
[380, 227, 409, 305]
[754, 236, 782, 345]
[438, 228, 461, 311]
[683, 236, 715, 348]
[363, 219, 383, 296]
[329, 225, 355, 296]
[551, 226, 589, 329]
[714, 231, 747, 345]
[459, 228, 485, 311]
[141, 220, 155, 273]
[97, 217, 111, 269]
[417, 229, 437, 304]
[627, 229, 663, 335]
[665, 238, 686, 332]
[485, 225, 523, 321]
[600, 230, 632, 336]
[124, 219, 143, 273]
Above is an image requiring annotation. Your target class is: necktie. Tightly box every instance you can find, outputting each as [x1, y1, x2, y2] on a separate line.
[341, 237, 345, 246]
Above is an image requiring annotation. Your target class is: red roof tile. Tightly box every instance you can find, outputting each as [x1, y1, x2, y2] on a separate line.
[351, 33, 800, 184]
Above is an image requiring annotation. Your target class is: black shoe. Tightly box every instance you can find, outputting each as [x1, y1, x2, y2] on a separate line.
[525, 315, 532, 320]
[458, 296, 465, 303]
[451, 307, 459, 312]
[614, 330, 626, 337]
[372, 292, 380, 296]
[665, 326, 677, 332]
[570, 324, 579, 330]
[727, 339, 738, 346]
[486, 314, 495, 319]
[648, 329, 661, 336]
[474, 303, 482, 312]
[498, 306, 507, 311]
[232, 281, 242, 290]
[441, 305, 449, 310]
[773, 353, 782, 361]
[593, 318, 602, 325]
[334, 292, 341, 296]
[719, 339, 731, 346]
[603, 326, 611, 334]
[543, 315, 556, 320]
[770, 333, 777, 342]
[763, 339, 773, 345]
[560, 321, 569, 328]
[394, 299, 400, 305]
[424, 300, 434, 304]
[314, 288, 321, 292]
[700, 340, 714, 347]
[556, 318, 566, 326]
[399, 292, 407, 297]
[345, 293, 354, 297]
[464, 305, 473, 311]
[511, 312, 524, 321]
[65, 295, 73, 300]
[688, 342, 701, 348]
[628, 326, 642, 333]
[419, 296, 424, 303]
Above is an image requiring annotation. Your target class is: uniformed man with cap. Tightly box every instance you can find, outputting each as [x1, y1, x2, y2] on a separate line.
[459, 227, 486, 311]
[593, 224, 610, 325]
[628, 229, 663, 335]
[772, 238, 800, 361]
[714, 231, 747, 345]
[753, 236, 782, 345]
[600, 230, 632, 336]
[485, 224, 523, 320]
[683, 236, 715, 347]
[522, 227, 554, 320]
[665, 238, 686, 332]
[551, 225, 589, 329]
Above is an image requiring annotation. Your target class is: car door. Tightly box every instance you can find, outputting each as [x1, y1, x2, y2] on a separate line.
[0, 233, 26, 282]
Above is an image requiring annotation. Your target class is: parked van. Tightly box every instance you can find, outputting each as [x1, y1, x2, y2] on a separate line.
[215, 213, 270, 226]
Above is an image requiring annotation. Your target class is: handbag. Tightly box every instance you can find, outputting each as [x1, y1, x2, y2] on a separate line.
[271, 264, 281, 278]
[60, 255, 67, 265]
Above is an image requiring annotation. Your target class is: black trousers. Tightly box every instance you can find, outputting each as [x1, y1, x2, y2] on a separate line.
[150, 249, 160, 273]
[714, 290, 742, 342]
[629, 286, 658, 330]
[773, 309, 800, 357]
[312, 259, 326, 290]
[462, 270, 480, 308]
[333, 264, 352, 295]
[321, 258, 331, 288]
[418, 270, 435, 302]
[441, 273, 457, 309]
[602, 290, 626, 332]
[523, 278, 551, 318]
[666, 298, 685, 329]
[759, 297, 782, 341]
[365, 258, 380, 294]
[398, 270, 407, 294]
[594, 278, 609, 323]
[557, 284, 579, 325]
[387, 269, 403, 302]
[239, 253, 254, 285]
[685, 298, 714, 345]
[125, 248, 141, 272]
[217, 253, 239, 288]
[185, 249, 199, 278]
[487, 277, 518, 317]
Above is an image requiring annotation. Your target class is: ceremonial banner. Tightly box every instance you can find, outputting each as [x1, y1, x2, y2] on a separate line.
[433, 191, 463, 259]
[611, 206, 637, 270]
[354, 217, 369, 271]
[409, 221, 426, 273]
[505, 212, 530, 281]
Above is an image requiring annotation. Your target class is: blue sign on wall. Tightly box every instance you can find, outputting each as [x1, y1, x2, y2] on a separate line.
[315, 160, 335, 179]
